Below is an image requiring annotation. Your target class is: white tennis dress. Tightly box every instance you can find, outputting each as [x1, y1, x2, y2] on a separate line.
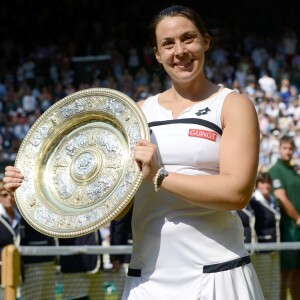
[122, 88, 264, 300]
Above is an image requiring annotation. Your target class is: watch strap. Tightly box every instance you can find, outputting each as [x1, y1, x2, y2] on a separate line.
[153, 167, 169, 192]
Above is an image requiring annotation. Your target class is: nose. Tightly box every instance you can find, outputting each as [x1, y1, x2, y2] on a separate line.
[174, 41, 187, 56]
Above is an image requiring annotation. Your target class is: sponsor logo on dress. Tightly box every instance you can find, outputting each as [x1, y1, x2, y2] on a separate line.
[195, 107, 211, 116]
[188, 129, 217, 141]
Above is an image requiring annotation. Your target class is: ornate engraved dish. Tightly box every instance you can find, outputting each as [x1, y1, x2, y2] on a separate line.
[14, 88, 150, 238]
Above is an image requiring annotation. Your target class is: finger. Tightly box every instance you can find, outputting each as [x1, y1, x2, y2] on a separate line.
[135, 139, 153, 147]
[134, 150, 152, 165]
[3, 175, 23, 184]
[3, 182, 22, 192]
[135, 143, 157, 156]
[5, 166, 21, 173]
[4, 170, 24, 180]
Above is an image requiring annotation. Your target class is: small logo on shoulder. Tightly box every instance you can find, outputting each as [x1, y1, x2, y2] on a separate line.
[189, 129, 217, 141]
[272, 179, 282, 189]
[195, 107, 211, 116]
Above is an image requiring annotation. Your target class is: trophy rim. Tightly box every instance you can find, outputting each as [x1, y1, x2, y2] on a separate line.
[14, 88, 149, 238]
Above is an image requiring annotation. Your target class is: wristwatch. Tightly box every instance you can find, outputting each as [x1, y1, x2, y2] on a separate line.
[153, 167, 169, 192]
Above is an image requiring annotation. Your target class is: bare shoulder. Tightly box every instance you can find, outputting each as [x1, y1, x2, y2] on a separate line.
[224, 91, 254, 107]
[221, 91, 257, 126]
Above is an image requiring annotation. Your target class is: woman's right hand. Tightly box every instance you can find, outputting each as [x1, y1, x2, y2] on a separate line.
[134, 139, 161, 183]
[3, 166, 23, 192]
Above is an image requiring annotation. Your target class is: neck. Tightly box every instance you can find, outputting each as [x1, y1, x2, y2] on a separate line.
[264, 195, 271, 203]
[5, 207, 14, 222]
[170, 77, 219, 102]
[280, 158, 292, 167]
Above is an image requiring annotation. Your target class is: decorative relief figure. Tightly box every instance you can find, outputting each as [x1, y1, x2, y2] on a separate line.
[31, 125, 50, 146]
[127, 123, 140, 145]
[59, 98, 86, 118]
[101, 134, 120, 153]
[73, 152, 95, 176]
[54, 173, 75, 199]
[87, 175, 113, 201]
[106, 98, 125, 116]
[66, 135, 87, 157]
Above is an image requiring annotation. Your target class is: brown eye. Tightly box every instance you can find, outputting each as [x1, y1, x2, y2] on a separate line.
[161, 40, 174, 49]
[183, 35, 194, 43]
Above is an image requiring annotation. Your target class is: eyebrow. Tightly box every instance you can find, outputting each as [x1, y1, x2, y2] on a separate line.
[160, 30, 198, 40]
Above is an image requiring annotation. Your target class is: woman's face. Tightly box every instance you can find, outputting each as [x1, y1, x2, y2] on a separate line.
[0, 188, 15, 210]
[257, 181, 272, 198]
[154, 16, 210, 84]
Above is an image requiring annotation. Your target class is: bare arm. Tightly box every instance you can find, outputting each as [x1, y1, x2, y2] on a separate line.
[135, 92, 260, 210]
[273, 188, 300, 226]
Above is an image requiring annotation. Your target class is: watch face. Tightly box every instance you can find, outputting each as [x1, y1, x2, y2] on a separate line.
[157, 168, 168, 186]
[161, 169, 169, 177]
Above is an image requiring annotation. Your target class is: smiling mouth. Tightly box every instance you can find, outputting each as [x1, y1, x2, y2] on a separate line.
[174, 60, 193, 68]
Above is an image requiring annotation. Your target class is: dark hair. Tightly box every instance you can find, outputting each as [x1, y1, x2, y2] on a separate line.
[279, 135, 295, 147]
[149, 5, 209, 48]
[255, 172, 271, 187]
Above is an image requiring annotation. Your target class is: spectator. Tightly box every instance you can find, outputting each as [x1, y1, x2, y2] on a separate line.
[58, 232, 104, 300]
[250, 172, 281, 300]
[21, 87, 37, 116]
[237, 205, 256, 245]
[268, 135, 300, 300]
[251, 44, 268, 72]
[0, 181, 21, 300]
[38, 86, 53, 113]
[279, 78, 297, 108]
[234, 62, 248, 88]
[127, 47, 140, 76]
[19, 218, 57, 300]
[258, 70, 277, 100]
[282, 28, 298, 66]
[110, 206, 133, 298]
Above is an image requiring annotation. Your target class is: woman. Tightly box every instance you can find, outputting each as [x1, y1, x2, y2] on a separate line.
[127, 5, 263, 300]
[251, 172, 280, 244]
[0, 181, 21, 300]
[4, 5, 264, 300]
[0, 181, 21, 254]
[249, 172, 280, 300]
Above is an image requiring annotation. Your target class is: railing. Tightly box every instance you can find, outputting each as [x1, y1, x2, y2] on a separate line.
[2, 242, 299, 300]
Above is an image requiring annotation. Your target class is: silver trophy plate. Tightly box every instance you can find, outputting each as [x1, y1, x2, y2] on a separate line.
[14, 88, 150, 238]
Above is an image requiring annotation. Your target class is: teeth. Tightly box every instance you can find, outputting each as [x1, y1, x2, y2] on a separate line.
[176, 61, 191, 67]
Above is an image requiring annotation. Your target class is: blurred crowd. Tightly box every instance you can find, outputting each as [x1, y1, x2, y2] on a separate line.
[1, 4, 300, 299]
[1, 14, 300, 174]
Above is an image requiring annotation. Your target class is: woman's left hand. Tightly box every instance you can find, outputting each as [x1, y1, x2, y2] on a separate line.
[3, 166, 23, 192]
[134, 139, 161, 182]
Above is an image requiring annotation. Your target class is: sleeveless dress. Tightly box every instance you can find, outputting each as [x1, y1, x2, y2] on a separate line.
[122, 88, 265, 300]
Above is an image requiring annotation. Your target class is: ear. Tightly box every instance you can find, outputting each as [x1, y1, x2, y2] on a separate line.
[154, 47, 162, 64]
[203, 34, 210, 52]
